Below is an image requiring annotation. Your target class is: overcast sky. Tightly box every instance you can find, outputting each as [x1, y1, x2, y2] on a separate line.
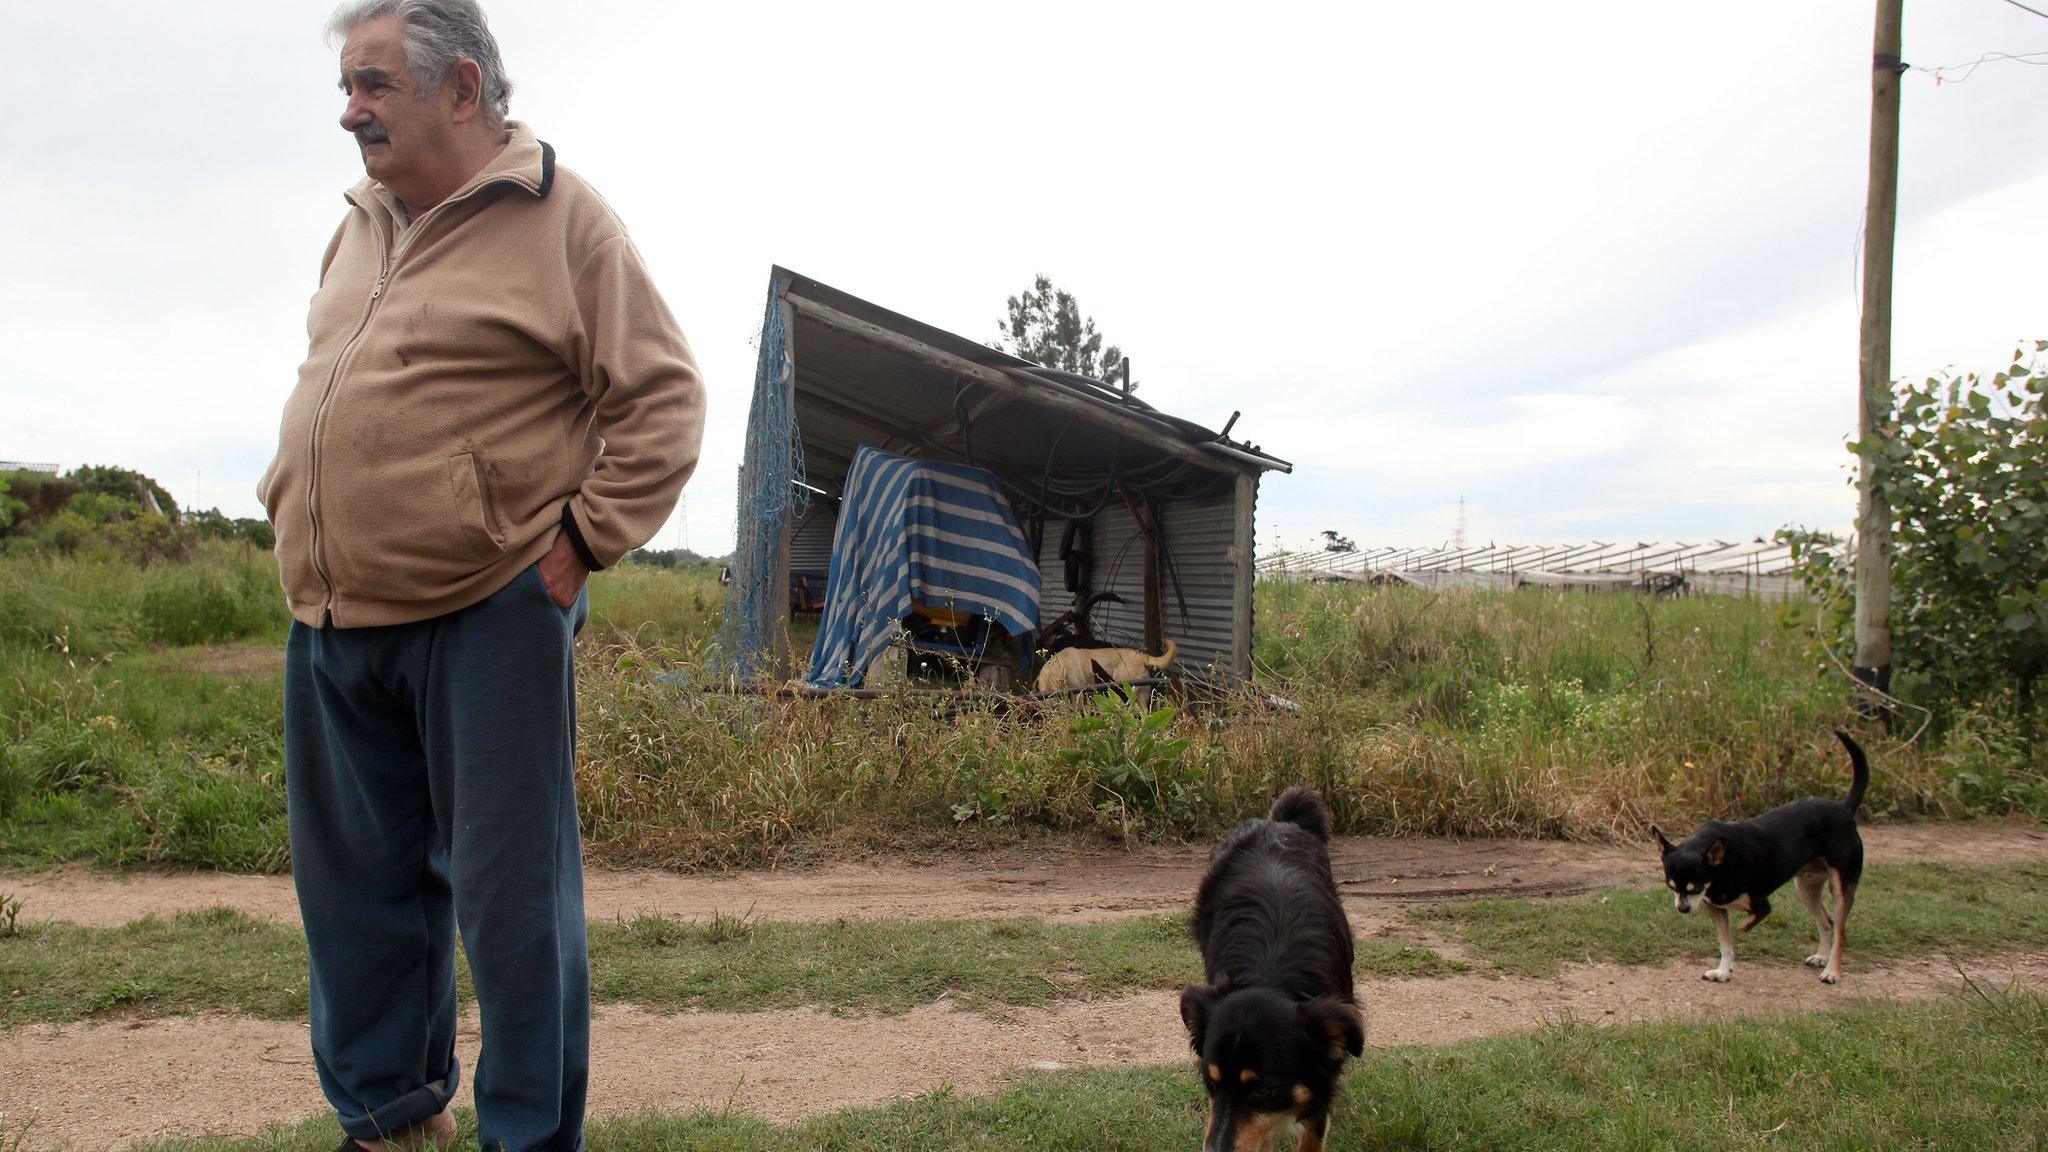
[4, 1, 2045, 556]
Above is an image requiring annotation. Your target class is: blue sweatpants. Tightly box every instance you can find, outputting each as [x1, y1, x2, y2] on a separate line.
[286, 562, 590, 1151]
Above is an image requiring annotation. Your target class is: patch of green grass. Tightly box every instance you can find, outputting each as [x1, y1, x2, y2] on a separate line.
[1419, 861, 2048, 976]
[592, 913, 1189, 1014]
[0, 646, 287, 871]
[0, 909, 308, 1026]
[136, 560, 285, 646]
[139, 992, 2048, 1152]
[0, 910, 1459, 1028]
[0, 542, 285, 658]
[584, 564, 725, 651]
[1354, 938, 1468, 979]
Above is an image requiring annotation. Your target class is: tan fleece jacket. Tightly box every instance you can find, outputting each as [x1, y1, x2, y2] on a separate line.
[258, 123, 704, 628]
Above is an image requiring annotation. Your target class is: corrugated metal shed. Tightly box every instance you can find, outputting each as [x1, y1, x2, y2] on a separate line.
[731, 268, 1288, 684]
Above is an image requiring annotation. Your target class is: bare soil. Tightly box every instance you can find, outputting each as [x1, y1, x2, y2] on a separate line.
[6, 951, 2041, 1151]
[12, 821, 2043, 933]
[147, 644, 284, 677]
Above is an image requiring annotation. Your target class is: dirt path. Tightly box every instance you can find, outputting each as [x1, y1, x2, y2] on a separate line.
[5, 822, 2042, 1148]
[11, 821, 2043, 935]
[6, 950, 2042, 1151]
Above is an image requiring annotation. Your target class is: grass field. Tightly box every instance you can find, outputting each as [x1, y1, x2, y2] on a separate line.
[2, 547, 2043, 873]
[1423, 860, 2048, 975]
[120, 991, 2048, 1152]
[0, 907, 1461, 1029]
[9, 861, 2042, 1030]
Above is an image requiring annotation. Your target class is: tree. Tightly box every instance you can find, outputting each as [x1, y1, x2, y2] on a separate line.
[1321, 530, 1357, 554]
[997, 276, 1132, 388]
[1790, 342, 2047, 731]
[624, 546, 724, 569]
[1871, 344, 2047, 721]
[69, 464, 178, 520]
[0, 476, 21, 530]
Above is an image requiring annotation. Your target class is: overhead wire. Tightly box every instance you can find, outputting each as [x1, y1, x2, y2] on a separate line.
[1907, 48, 2048, 84]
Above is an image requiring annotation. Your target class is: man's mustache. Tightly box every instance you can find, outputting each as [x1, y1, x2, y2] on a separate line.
[355, 123, 390, 146]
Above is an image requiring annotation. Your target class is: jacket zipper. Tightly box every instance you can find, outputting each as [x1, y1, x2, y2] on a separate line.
[303, 172, 535, 627]
[306, 201, 390, 628]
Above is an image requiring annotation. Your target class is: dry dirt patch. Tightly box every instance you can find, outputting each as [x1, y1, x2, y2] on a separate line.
[12, 821, 2042, 931]
[147, 644, 284, 677]
[5, 951, 2040, 1151]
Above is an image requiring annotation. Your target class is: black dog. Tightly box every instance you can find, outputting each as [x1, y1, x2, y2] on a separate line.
[1653, 730, 1870, 984]
[1181, 787, 1364, 1152]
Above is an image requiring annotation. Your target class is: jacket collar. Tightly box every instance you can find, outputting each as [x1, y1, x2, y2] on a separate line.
[346, 120, 555, 215]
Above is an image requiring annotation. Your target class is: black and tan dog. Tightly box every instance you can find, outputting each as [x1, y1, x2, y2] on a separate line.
[1653, 730, 1870, 984]
[1181, 787, 1364, 1152]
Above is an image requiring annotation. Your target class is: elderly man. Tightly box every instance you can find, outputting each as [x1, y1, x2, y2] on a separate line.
[256, 2, 704, 1148]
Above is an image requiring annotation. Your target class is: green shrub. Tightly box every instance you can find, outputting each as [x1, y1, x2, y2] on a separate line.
[137, 564, 271, 646]
[0, 753, 32, 820]
[1058, 695, 1200, 836]
[1792, 342, 2048, 733]
[0, 475, 23, 530]
[148, 757, 289, 871]
[6, 713, 137, 792]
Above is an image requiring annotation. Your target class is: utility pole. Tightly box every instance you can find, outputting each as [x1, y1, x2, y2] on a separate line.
[1854, 0, 1905, 706]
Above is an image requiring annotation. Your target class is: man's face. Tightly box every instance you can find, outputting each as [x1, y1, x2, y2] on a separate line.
[337, 13, 458, 198]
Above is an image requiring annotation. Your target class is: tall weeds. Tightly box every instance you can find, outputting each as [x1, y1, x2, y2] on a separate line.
[571, 583, 2030, 869]
[3, 552, 2038, 874]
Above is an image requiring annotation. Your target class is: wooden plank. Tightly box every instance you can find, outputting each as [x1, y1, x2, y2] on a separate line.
[797, 386, 958, 460]
[787, 294, 1255, 478]
[1114, 486, 1165, 653]
[1230, 473, 1257, 680]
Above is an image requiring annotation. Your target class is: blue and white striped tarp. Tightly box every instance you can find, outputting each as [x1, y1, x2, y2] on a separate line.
[805, 446, 1040, 688]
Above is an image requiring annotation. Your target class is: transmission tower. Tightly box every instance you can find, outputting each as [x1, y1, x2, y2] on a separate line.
[1452, 496, 1467, 550]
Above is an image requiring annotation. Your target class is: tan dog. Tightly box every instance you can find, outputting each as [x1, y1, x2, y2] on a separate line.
[1034, 637, 1177, 703]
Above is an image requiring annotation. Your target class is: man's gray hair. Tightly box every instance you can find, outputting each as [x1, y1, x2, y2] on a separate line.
[328, 0, 513, 129]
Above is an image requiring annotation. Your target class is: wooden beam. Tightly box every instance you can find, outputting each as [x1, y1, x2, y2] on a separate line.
[1118, 486, 1164, 654]
[930, 387, 1015, 441]
[797, 386, 959, 461]
[1854, 0, 1903, 705]
[787, 294, 1255, 478]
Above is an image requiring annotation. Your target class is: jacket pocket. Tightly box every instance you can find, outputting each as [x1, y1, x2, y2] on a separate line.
[448, 452, 506, 561]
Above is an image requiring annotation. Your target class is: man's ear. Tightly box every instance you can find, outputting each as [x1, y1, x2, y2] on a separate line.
[1652, 825, 1676, 857]
[1179, 984, 1219, 1049]
[1300, 995, 1366, 1062]
[1704, 837, 1726, 867]
[446, 57, 485, 123]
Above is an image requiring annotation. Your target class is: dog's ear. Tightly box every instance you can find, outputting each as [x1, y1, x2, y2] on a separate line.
[1704, 837, 1726, 867]
[1300, 995, 1366, 1062]
[1179, 984, 1219, 1048]
[1652, 825, 1676, 856]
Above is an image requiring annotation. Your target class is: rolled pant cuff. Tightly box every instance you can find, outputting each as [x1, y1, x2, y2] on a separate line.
[338, 1070, 459, 1142]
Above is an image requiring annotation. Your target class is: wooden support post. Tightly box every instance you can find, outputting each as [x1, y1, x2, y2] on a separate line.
[1855, 0, 1904, 707]
[1143, 523, 1164, 655]
[774, 292, 797, 679]
[1117, 486, 1165, 655]
[1230, 473, 1257, 680]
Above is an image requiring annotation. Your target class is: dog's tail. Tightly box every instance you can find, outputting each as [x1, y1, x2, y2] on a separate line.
[1270, 786, 1331, 842]
[1835, 729, 1871, 811]
[1147, 637, 1178, 670]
